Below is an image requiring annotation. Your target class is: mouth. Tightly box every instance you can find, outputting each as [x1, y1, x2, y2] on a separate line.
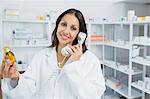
[60, 33, 70, 40]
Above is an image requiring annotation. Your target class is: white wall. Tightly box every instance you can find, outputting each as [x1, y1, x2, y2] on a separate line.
[123, 3, 149, 16]
[147, 5, 150, 15]
[0, 0, 126, 21]
[0, 0, 149, 21]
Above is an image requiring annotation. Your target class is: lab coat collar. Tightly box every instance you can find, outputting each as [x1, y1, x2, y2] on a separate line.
[45, 47, 56, 57]
[44, 47, 58, 69]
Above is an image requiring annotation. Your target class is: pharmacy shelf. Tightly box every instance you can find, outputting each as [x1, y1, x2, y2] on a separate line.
[133, 21, 150, 24]
[103, 21, 150, 25]
[90, 21, 150, 25]
[13, 38, 49, 40]
[10, 45, 50, 48]
[2, 19, 49, 23]
[132, 57, 150, 67]
[104, 94, 120, 99]
[106, 78, 142, 99]
[132, 82, 150, 94]
[89, 21, 104, 25]
[103, 21, 131, 25]
[88, 20, 150, 99]
[103, 60, 142, 75]
[87, 42, 104, 45]
[104, 42, 130, 49]
[133, 41, 150, 46]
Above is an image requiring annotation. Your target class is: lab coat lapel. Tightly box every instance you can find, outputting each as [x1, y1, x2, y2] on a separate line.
[45, 47, 58, 69]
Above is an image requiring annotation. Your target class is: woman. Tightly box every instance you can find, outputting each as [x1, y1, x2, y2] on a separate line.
[1, 8, 105, 99]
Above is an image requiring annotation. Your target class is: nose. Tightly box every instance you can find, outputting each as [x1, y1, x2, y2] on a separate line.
[63, 27, 70, 35]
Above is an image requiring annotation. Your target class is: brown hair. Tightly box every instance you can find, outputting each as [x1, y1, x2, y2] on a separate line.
[50, 8, 88, 53]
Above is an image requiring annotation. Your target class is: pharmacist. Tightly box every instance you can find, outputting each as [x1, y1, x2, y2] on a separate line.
[1, 8, 105, 99]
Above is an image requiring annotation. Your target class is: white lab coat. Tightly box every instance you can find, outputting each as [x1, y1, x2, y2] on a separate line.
[2, 47, 105, 99]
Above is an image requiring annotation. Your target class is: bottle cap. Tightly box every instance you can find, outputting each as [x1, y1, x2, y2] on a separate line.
[3, 47, 10, 53]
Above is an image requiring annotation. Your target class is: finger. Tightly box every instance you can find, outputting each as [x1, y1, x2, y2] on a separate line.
[73, 44, 82, 54]
[10, 69, 19, 80]
[68, 45, 78, 53]
[79, 44, 82, 50]
[11, 63, 16, 68]
[73, 44, 81, 51]
[3, 63, 10, 77]
[3, 61, 12, 77]
[1, 58, 6, 68]
[2, 58, 5, 64]
[9, 67, 14, 76]
[9, 66, 16, 73]
[73, 45, 78, 50]
[9, 66, 17, 77]
[5, 59, 13, 68]
[0, 59, 6, 77]
[1, 59, 5, 71]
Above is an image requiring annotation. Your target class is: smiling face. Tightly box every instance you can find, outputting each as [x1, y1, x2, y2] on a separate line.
[56, 14, 80, 47]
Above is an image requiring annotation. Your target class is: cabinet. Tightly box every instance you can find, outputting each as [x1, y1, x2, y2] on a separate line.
[87, 21, 150, 99]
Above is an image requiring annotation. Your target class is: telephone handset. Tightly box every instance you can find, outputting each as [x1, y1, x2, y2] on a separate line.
[61, 32, 87, 57]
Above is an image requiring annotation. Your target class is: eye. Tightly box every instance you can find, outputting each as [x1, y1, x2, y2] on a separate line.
[60, 22, 67, 27]
[71, 26, 77, 31]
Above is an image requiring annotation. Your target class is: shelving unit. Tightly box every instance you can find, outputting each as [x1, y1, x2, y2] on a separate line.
[132, 57, 150, 67]
[2, 19, 50, 23]
[106, 78, 141, 99]
[1, 15, 150, 99]
[104, 41, 130, 50]
[0, 17, 52, 99]
[132, 82, 150, 94]
[87, 21, 150, 99]
[87, 22, 104, 60]
[131, 22, 150, 99]
[103, 22, 142, 99]
[1, 19, 51, 72]
[103, 60, 142, 75]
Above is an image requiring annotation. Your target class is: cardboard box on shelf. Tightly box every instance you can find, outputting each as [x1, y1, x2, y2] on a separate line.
[3, 9, 19, 19]
[91, 32, 106, 42]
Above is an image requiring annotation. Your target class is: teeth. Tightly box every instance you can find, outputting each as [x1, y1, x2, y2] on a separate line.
[61, 34, 69, 39]
[62, 35, 67, 38]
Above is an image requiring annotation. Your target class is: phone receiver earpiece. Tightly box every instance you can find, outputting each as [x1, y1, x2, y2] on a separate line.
[61, 32, 86, 57]
[77, 32, 86, 45]
[61, 46, 72, 57]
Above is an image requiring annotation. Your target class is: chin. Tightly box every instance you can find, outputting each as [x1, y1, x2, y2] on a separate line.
[60, 41, 72, 46]
[59, 41, 68, 46]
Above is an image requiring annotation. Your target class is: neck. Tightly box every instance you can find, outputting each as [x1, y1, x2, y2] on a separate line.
[57, 44, 69, 68]
[57, 44, 68, 68]
[57, 44, 64, 57]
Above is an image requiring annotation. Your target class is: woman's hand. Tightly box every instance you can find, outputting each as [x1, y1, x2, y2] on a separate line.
[67, 44, 83, 61]
[1, 58, 20, 80]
